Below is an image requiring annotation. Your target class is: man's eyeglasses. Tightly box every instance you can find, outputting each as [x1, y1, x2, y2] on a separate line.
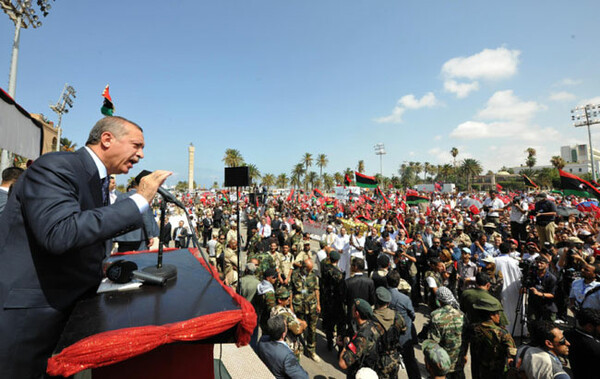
[557, 337, 567, 346]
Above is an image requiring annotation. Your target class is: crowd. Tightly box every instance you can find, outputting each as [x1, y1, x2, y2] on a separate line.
[168, 187, 600, 379]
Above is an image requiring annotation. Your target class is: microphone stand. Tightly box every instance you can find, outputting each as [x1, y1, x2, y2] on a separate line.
[181, 205, 218, 278]
[143, 199, 178, 281]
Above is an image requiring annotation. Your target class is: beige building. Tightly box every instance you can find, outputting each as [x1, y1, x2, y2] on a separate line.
[30, 113, 59, 154]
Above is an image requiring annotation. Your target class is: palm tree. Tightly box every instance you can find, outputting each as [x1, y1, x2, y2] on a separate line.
[302, 153, 313, 173]
[413, 162, 423, 182]
[316, 154, 328, 177]
[424, 162, 432, 181]
[60, 138, 77, 152]
[291, 164, 305, 189]
[322, 173, 334, 191]
[334, 172, 343, 185]
[222, 148, 244, 167]
[550, 156, 566, 170]
[536, 168, 554, 188]
[305, 171, 318, 190]
[212, 181, 219, 189]
[450, 147, 459, 167]
[261, 173, 275, 188]
[525, 147, 537, 169]
[247, 164, 261, 184]
[460, 158, 483, 190]
[276, 173, 288, 188]
[439, 164, 453, 181]
[357, 160, 365, 173]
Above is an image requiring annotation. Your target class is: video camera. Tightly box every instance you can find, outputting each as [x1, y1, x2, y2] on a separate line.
[519, 259, 537, 288]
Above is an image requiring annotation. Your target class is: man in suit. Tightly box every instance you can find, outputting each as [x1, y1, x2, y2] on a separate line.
[201, 211, 213, 248]
[0, 116, 171, 378]
[0, 166, 24, 214]
[160, 214, 173, 248]
[342, 257, 376, 334]
[257, 315, 309, 379]
[114, 176, 160, 252]
[173, 220, 189, 248]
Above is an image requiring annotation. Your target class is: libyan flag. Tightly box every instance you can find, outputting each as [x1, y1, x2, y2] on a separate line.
[374, 186, 390, 206]
[522, 174, 538, 188]
[101, 85, 114, 116]
[355, 172, 377, 188]
[312, 188, 325, 198]
[344, 174, 352, 186]
[559, 169, 600, 200]
[405, 189, 429, 205]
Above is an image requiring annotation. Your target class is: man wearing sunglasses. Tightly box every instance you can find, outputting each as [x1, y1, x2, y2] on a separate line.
[518, 320, 570, 379]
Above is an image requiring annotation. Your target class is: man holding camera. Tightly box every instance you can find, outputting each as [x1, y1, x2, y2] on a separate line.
[509, 195, 529, 243]
[527, 256, 558, 322]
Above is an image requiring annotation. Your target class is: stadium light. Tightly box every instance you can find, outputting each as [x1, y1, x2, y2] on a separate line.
[572, 103, 600, 182]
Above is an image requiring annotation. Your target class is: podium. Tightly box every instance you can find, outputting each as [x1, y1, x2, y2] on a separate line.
[47, 249, 256, 378]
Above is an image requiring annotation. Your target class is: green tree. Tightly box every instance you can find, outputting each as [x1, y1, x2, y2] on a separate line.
[451, 147, 459, 167]
[247, 164, 261, 184]
[222, 148, 244, 167]
[291, 163, 305, 189]
[333, 172, 344, 185]
[302, 153, 313, 173]
[413, 162, 423, 183]
[305, 171, 318, 190]
[525, 147, 537, 169]
[550, 156, 566, 170]
[399, 163, 417, 189]
[261, 173, 275, 188]
[460, 158, 482, 190]
[322, 173, 334, 191]
[439, 164, 453, 181]
[316, 154, 328, 177]
[424, 162, 433, 181]
[212, 181, 219, 189]
[60, 138, 77, 152]
[536, 167, 555, 188]
[276, 173, 288, 188]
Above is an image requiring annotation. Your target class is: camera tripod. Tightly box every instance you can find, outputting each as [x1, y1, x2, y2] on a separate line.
[512, 286, 529, 345]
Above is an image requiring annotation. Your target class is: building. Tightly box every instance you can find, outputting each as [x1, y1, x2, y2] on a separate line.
[30, 114, 59, 154]
[509, 144, 600, 176]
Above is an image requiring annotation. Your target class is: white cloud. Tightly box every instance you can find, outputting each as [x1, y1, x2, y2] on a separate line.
[549, 91, 576, 102]
[476, 90, 546, 121]
[434, 135, 442, 141]
[555, 78, 582, 87]
[374, 92, 437, 124]
[441, 47, 521, 81]
[444, 79, 479, 98]
[427, 147, 471, 164]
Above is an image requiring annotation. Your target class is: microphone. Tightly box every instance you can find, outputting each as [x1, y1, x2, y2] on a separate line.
[106, 259, 167, 286]
[135, 170, 185, 208]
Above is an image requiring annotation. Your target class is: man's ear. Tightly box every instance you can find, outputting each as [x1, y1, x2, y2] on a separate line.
[544, 339, 554, 350]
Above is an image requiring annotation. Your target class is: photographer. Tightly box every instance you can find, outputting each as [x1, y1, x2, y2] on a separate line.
[508, 195, 529, 243]
[557, 237, 588, 321]
[526, 256, 558, 322]
[482, 190, 505, 226]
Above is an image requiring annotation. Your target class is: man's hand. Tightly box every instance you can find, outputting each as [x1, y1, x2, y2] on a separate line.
[316, 303, 321, 313]
[137, 170, 172, 204]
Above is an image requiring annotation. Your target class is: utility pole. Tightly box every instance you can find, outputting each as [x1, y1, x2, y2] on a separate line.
[374, 143, 386, 178]
[49, 84, 76, 151]
[572, 104, 600, 182]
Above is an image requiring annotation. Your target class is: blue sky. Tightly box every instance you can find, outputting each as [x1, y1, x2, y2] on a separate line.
[1, 1, 599, 187]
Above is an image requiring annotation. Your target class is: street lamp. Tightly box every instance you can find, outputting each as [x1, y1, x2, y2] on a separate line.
[50, 84, 76, 151]
[374, 143, 386, 178]
[572, 103, 600, 182]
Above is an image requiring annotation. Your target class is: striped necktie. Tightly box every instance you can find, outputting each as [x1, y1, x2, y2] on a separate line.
[101, 177, 109, 206]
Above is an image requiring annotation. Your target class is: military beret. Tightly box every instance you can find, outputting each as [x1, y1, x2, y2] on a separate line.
[422, 339, 451, 376]
[329, 250, 341, 262]
[276, 287, 290, 299]
[375, 287, 391, 303]
[472, 297, 504, 313]
[264, 268, 278, 279]
[353, 298, 373, 318]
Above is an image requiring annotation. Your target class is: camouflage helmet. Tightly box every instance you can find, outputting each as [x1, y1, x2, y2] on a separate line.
[422, 339, 451, 376]
[275, 287, 290, 299]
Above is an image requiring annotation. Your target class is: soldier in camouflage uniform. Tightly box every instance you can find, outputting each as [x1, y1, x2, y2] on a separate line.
[470, 297, 517, 379]
[290, 259, 321, 361]
[428, 287, 467, 379]
[246, 226, 261, 261]
[339, 298, 384, 379]
[373, 287, 408, 379]
[422, 339, 452, 378]
[270, 287, 307, 360]
[424, 258, 449, 310]
[254, 247, 276, 281]
[321, 250, 346, 350]
[215, 234, 225, 273]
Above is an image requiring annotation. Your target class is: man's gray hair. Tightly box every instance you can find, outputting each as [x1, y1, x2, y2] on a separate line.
[267, 315, 286, 340]
[85, 116, 143, 145]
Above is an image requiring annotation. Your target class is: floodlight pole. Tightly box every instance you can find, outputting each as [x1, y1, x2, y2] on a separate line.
[374, 143, 386, 178]
[7, 12, 21, 98]
[572, 104, 600, 183]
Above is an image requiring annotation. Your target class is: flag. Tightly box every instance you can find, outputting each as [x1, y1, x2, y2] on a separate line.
[468, 204, 480, 215]
[344, 174, 352, 186]
[434, 182, 442, 192]
[220, 190, 230, 203]
[286, 189, 294, 202]
[313, 188, 325, 198]
[101, 85, 114, 116]
[496, 183, 503, 192]
[355, 172, 378, 188]
[559, 169, 600, 199]
[405, 189, 429, 205]
[522, 174, 538, 188]
[374, 186, 390, 206]
[591, 179, 600, 188]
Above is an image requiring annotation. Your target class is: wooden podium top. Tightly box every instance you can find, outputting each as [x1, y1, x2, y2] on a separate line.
[55, 249, 238, 352]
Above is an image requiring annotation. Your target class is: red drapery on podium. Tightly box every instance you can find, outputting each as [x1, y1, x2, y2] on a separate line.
[47, 248, 256, 377]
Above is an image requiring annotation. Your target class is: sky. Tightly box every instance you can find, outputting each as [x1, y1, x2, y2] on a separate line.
[1, 1, 600, 188]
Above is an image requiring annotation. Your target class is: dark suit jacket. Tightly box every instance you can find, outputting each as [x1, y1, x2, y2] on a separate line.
[0, 148, 144, 377]
[257, 336, 308, 379]
[160, 222, 172, 244]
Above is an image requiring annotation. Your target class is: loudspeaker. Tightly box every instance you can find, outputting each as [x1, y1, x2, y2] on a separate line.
[224, 166, 250, 187]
